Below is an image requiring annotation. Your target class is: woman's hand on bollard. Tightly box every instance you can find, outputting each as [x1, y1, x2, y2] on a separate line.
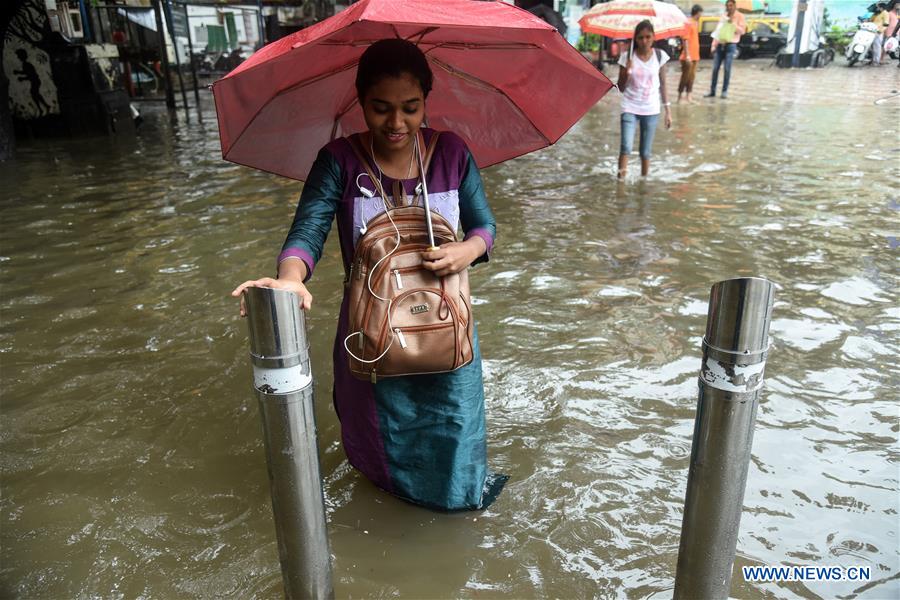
[231, 277, 313, 317]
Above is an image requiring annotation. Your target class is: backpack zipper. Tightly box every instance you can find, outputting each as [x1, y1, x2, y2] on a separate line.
[394, 328, 407, 349]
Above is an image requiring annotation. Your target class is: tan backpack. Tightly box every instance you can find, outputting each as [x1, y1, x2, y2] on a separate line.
[344, 131, 474, 383]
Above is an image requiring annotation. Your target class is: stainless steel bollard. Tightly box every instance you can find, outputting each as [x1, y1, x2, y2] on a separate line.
[244, 287, 333, 600]
[673, 277, 775, 600]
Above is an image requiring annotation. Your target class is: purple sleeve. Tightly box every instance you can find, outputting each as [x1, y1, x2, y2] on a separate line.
[277, 247, 316, 282]
[464, 228, 494, 256]
[278, 148, 343, 282]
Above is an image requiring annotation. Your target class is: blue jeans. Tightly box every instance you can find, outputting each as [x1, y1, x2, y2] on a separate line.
[710, 44, 737, 95]
[619, 112, 659, 160]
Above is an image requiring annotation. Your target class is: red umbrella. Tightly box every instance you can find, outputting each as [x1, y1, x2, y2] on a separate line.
[579, 0, 689, 40]
[212, 0, 613, 181]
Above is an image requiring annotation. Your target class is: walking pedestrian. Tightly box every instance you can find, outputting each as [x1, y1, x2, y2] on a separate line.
[871, 3, 891, 65]
[678, 4, 703, 104]
[231, 39, 507, 512]
[705, 0, 745, 99]
[617, 20, 672, 179]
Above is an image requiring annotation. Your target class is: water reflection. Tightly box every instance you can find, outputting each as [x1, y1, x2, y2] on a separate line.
[1, 90, 898, 599]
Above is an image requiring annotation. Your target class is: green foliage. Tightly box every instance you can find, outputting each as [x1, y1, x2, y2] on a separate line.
[576, 33, 601, 53]
[824, 24, 853, 54]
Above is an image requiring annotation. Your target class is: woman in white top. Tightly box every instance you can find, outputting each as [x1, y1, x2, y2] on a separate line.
[616, 20, 672, 180]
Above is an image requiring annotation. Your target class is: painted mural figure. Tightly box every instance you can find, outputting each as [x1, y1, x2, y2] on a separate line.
[14, 49, 51, 116]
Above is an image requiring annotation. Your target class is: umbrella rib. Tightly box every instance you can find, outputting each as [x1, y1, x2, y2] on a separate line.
[426, 54, 551, 146]
[278, 59, 359, 97]
[428, 41, 542, 51]
[426, 54, 501, 94]
[331, 96, 360, 141]
[226, 59, 359, 161]
[407, 26, 439, 46]
[315, 39, 541, 51]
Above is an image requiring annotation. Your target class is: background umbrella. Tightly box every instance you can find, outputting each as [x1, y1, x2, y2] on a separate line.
[212, 0, 612, 181]
[578, 0, 690, 40]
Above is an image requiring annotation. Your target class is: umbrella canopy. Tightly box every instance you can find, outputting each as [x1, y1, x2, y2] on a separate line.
[212, 0, 613, 181]
[579, 0, 690, 40]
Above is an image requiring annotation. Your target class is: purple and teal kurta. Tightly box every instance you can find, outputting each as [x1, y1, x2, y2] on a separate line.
[278, 129, 505, 511]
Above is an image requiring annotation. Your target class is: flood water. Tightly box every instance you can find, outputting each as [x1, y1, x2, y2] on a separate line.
[2, 75, 898, 599]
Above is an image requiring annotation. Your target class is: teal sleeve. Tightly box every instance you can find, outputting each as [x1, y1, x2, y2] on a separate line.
[278, 149, 343, 281]
[458, 152, 496, 265]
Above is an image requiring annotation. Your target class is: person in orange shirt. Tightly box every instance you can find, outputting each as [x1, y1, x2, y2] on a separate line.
[678, 4, 703, 103]
[705, 0, 746, 99]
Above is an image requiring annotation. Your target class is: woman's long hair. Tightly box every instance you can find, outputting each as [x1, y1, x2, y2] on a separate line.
[633, 19, 655, 40]
[631, 20, 655, 60]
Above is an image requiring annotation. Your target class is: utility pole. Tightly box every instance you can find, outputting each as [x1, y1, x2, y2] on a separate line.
[257, 0, 266, 49]
[792, 0, 807, 68]
[163, 0, 189, 114]
[152, 0, 176, 108]
[181, 2, 202, 113]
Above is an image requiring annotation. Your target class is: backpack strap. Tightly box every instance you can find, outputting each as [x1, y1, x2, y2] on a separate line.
[348, 134, 390, 204]
[628, 46, 664, 65]
[348, 130, 442, 207]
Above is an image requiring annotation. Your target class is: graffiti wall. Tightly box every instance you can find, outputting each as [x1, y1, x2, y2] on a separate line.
[4, 0, 61, 119]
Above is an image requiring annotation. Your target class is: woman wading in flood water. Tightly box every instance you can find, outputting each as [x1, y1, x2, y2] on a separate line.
[617, 20, 672, 179]
[232, 39, 507, 511]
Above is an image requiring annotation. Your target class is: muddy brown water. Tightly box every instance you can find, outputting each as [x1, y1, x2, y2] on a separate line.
[1, 77, 898, 599]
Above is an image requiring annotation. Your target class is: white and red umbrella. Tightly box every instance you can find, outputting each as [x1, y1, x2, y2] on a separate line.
[579, 0, 690, 40]
[212, 0, 613, 181]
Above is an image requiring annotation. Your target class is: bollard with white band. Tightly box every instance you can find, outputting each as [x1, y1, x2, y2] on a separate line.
[244, 287, 333, 600]
[674, 277, 775, 600]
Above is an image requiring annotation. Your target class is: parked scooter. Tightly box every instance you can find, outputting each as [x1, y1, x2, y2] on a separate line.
[884, 20, 900, 65]
[885, 34, 899, 57]
[846, 21, 880, 66]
